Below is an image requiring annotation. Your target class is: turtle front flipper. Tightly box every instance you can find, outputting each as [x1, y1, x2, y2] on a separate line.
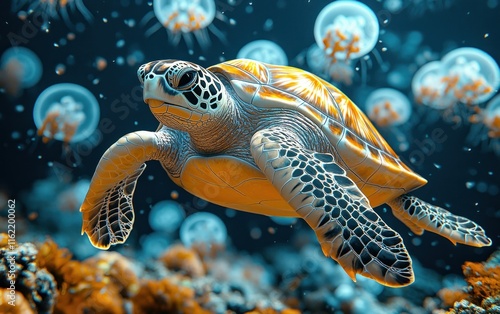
[388, 195, 492, 247]
[251, 127, 414, 287]
[80, 131, 169, 249]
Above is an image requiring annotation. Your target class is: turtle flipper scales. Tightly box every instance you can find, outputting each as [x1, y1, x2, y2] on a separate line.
[388, 195, 492, 247]
[80, 131, 166, 249]
[251, 127, 414, 287]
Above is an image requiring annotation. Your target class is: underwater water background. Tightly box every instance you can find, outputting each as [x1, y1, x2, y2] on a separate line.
[0, 0, 499, 293]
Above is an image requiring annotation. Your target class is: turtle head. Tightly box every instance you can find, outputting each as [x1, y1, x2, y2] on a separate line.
[138, 60, 230, 131]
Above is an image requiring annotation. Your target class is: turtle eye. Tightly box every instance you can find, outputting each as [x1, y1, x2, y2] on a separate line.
[176, 70, 197, 90]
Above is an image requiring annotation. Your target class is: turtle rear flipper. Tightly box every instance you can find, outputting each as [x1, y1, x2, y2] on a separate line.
[251, 127, 414, 287]
[80, 131, 162, 249]
[388, 195, 492, 247]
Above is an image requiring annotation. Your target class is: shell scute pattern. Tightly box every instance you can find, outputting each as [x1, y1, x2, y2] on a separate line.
[213, 59, 396, 157]
[211, 59, 426, 206]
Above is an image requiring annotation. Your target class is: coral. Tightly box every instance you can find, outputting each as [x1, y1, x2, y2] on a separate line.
[85, 251, 140, 298]
[131, 277, 211, 314]
[0, 238, 57, 314]
[0, 287, 35, 314]
[437, 250, 500, 313]
[437, 288, 469, 308]
[462, 260, 500, 305]
[160, 244, 205, 277]
[36, 239, 73, 285]
[36, 239, 125, 314]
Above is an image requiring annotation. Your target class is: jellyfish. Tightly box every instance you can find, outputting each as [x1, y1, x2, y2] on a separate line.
[313, 1, 379, 85]
[11, 0, 94, 30]
[303, 43, 355, 86]
[141, 0, 230, 50]
[413, 48, 500, 126]
[237, 40, 288, 65]
[314, 1, 379, 63]
[467, 94, 500, 156]
[0, 47, 42, 96]
[179, 212, 227, 252]
[412, 61, 453, 110]
[148, 200, 186, 233]
[440, 47, 499, 106]
[365, 88, 412, 151]
[33, 83, 100, 146]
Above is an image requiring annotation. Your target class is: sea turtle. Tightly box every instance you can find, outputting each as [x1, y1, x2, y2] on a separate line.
[80, 59, 491, 287]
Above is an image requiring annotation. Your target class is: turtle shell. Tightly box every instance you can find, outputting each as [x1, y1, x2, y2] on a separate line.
[209, 59, 427, 207]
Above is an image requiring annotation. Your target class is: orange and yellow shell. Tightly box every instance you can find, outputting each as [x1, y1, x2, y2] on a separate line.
[209, 59, 427, 207]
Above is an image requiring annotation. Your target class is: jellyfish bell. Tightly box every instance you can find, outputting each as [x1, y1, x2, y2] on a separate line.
[148, 200, 186, 233]
[0, 47, 42, 96]
[154, 0, 216, 34]
[412, 61, 455, 110]
[180, 212, 227, 251]
[237, 40, 288, 66]
[440, 47, 500, 105]
[364, 88, 412, 152]
[314, 0, 379, 62]
[33, 83, 100, 145]
[142, 0, 227, 50]
[365, 88, 411, 127]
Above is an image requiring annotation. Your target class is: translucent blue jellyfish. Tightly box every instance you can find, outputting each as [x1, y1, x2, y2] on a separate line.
[314, 1, 379, 62]
[237, 40, 288, 66]
[33, 83, 99, 144]
[148, 200, 185, 233]
[440, 47, 500, 105]
[467, 94, 500, 156]
[0, 47, 42, 96]
[304, 43, 354, 86]
[365, 88, 412, 151]
[305, 43, 329, 75]
[180, 212, 227, 250]
[414, 48, 499, 109]
[366, 88, 411, 127]
[11, 0, 94, 30]
[142, 0, 228, 50]
[412, 61, 455, 110]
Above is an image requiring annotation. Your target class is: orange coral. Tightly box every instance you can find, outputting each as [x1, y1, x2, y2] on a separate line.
[437, 288, 468, 307]
[0, 288, 35, 314]
[437, 253, 500, 313]
[0, 233, 10, 248]
[131, 277, 211, 314]
[36, 239, 125, 314]
[85, 252, 140, 298]
[36, 239, 73, 285]
[160, 244, 205, 277]
[462, 260, 500, 305]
